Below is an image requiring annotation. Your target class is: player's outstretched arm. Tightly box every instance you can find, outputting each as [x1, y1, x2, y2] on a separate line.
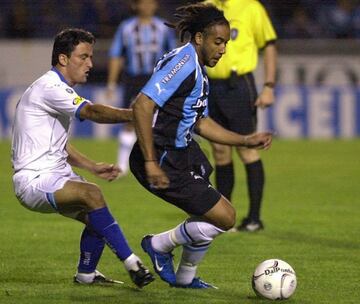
[195, 117, 272, 150]
[66, 143, 120, 181]
[79, 103, 132, 123]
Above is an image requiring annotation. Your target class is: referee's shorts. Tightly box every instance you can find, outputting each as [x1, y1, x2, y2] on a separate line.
[123, 74, 151, 108]
[208, 72, 258, 135]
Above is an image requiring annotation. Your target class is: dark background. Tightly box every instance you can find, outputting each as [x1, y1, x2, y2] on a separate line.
[0, 0, 359, 40]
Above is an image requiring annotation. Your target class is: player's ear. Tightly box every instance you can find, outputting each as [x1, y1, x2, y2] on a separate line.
[58, 54, 69, 66]
[194, 32, 203, 46]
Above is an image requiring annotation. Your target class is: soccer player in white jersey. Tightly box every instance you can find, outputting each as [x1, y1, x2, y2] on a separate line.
[11, 28, 154, 288]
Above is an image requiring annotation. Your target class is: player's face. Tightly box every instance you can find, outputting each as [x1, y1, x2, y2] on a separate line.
[200, 23, 230, 67]
[134, 0, 158, 18]
[65, 42, 93, 86]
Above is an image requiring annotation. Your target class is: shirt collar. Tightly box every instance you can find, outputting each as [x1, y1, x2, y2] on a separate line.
[51, 67, 70, 86]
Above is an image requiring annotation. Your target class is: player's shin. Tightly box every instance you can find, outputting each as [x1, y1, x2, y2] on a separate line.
[176, 242, 211, 285]
[87, 206, 133, 261]
[77, 226, 105, 274]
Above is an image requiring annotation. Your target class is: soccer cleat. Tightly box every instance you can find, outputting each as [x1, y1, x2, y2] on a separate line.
[171, 277, 218, 289]
[229, 217, 264, 232]
[74, 270, 124, 285]
[141, 235, 176, 285]
[128, 261, 155, 288]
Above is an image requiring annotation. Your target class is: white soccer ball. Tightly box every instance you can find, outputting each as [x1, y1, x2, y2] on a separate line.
[252, 259, 297, 300]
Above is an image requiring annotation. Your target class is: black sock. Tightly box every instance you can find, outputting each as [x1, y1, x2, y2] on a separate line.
[215, 163, 234, 201]
[245, 160, 265, 221]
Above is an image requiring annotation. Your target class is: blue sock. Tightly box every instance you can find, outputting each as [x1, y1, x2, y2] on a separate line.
[77, 226, 105, 273]
[88, 206, 132, 261]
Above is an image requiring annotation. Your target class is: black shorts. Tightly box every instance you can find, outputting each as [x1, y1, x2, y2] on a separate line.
[129, 140, 221, 216]
[208, 72, 258, 135]
[123, 74, 151, 108]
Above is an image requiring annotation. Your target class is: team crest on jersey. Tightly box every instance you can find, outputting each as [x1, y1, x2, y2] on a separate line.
[66, 88, 74, 94]
[161, 54, 190, 84]
[73, 96, 85, 105]
[230, 28, 238, 40]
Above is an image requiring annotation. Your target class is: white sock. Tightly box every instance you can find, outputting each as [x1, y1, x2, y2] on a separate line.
[117, 130, 136, 173]
[176, 242, 211, 285]
[176, 263, 197, 285]
[123, 253, 141, 272]
[151, 230, 177, 253]
[151, 219, 224, 253]
[75, 271, 96, 283]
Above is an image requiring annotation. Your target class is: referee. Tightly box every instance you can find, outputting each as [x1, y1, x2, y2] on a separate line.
[205, 0, 277, 232]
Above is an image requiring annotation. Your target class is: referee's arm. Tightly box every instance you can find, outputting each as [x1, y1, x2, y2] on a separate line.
[255, 42, 277, 108]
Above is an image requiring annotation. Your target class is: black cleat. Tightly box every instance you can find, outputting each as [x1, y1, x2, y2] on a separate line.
[229, 218, 264, 232]
[74, 270, 124, 285]
[128, 261, 155, 288]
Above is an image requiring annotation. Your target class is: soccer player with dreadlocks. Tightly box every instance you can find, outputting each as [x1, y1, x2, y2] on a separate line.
[129, 3, 272, 288]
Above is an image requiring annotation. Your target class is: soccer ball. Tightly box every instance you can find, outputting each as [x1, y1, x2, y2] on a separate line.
[252, 259, 297, 300]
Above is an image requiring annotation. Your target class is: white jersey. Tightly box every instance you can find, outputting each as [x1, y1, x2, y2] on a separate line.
[11, 68, 89, 176]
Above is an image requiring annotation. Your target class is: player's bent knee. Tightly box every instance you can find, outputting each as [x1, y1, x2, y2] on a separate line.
[205, 197, 236, 230]
[212, 204, 236, 231]
[222, 207, 236, 231]
[79, 183, 105, 209]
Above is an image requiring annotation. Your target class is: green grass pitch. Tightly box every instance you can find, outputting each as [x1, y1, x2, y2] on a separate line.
[0, 139, 359, 304]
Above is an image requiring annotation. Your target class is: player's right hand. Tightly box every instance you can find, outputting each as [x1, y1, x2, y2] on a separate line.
[145, 162, 170, 189]
[244, 132, 272, 150]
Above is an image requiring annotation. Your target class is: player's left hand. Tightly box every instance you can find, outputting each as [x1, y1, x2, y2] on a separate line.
[92, 162, 121, 181]
[255, 87, 275, 108]
[145, 162, 170, 189]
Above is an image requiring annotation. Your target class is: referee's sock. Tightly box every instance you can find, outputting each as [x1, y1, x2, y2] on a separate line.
[245, 160, 265, 221]
[215, 163, 234, 201]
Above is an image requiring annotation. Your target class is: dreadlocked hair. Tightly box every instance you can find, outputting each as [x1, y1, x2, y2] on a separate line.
[166, 3, 229, 42]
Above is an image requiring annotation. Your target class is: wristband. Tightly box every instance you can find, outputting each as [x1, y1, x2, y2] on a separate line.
[264, 82, 275, 89]
[144, 159, 157, 162]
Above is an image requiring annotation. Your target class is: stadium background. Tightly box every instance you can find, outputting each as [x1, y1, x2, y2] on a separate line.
[0, 1, 359, 303]
[0, 0, 360, 139]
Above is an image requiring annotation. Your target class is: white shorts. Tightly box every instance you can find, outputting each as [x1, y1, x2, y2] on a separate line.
[13, 163, 84, 215]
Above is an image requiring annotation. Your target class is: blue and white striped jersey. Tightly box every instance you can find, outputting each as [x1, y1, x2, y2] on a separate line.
[109, 16, 176, 76]
[141, 43, 209, 148]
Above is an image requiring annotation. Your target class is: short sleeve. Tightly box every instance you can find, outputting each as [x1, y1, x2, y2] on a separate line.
[43, 84, 89, 120]
[252, 2, 277, 48]
[141, 53, 195, 107]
